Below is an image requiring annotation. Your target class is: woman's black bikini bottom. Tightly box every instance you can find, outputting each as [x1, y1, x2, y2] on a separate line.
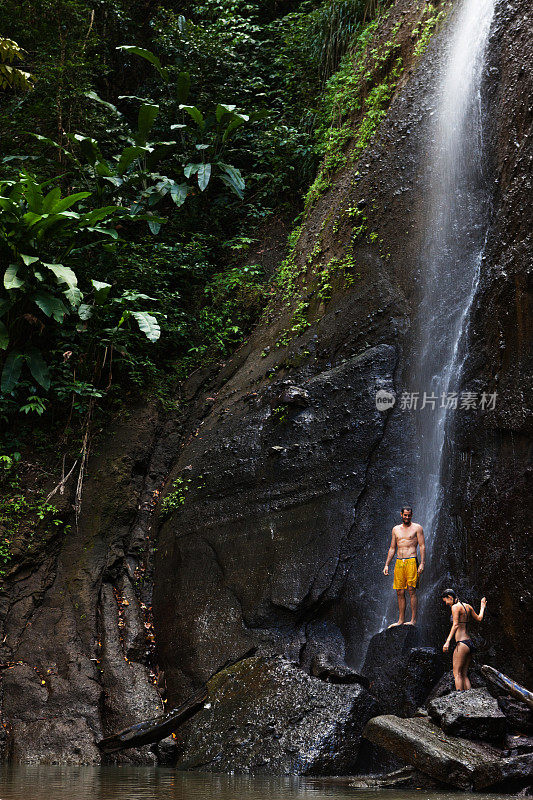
[456, 638, 476, 653]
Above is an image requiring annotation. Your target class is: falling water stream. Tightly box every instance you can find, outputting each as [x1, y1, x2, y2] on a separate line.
[408, 0, 495, 579]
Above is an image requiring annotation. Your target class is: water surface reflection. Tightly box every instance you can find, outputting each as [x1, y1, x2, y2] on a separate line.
[0, 766, 520, 800]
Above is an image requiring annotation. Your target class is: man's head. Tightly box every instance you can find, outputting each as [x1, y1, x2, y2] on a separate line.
[400, 506, 412, 524]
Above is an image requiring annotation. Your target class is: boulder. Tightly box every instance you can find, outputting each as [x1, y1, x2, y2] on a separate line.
[499, 697, 533, 735]
[364, 714, 532, 790]
[504, 734, 533, 756]
[175, 655, 379, 774]
[426, 667, 486, 703]
[428, 688, 507, 743]
[362, 626, 445, 714]
[309, 651, 369, 687]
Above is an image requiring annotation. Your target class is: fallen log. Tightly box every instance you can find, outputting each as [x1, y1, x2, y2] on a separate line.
[482, 665, 533, 711]
[97, 647, 257, 753]
[97, 685, 207, 753]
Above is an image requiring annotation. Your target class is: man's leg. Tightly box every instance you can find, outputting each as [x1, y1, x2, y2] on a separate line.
[388, 589, 406, 627]
[405, 586, 417, 625]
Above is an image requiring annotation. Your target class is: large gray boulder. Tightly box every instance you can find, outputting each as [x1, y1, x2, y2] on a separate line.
[175, 655, 379, 774]
[364, 714, 532, 790]
[428, 688, 507, 743]
[362, 626, 445, 715]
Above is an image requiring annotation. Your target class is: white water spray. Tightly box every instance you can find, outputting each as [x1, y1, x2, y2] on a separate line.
[409, 0, 495, 565]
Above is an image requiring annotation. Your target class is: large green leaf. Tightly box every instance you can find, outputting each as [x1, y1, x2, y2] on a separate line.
[218, 162, 245, 199]
[197, 163, 211, 192]
[27, 133, 75, 163]
[1, 351, 22, 393]
[0, 320, 8, 350]
[33, 292, 68, 322]
[4, 264, 24, 290]
[170, 182, 188, 207]
[132, 311, 160, 342]
[117, 145, 145, 175]
[21, 254, 39, 266]
[117, 46, 169, 82]
[91, 279, 112, 303]
[179, 105, 205, 130]
[43, 263, 81, 307]
[82, 206, 121, 226]
[136, 104, 159, 146]
[72, 134, 101, 166]
[26, 349, 50, 390]
[222, 113, 249, 143]
[22, 173, 44, 213]
[84, 91, 121, 117]
[42, 186, 61, 212]
[215, 104, 236, 122]
[94, 160, 113, 178]
[184, 163, 201, 179]
[78, 303, 92, 320]
[51, 191, 92, 213]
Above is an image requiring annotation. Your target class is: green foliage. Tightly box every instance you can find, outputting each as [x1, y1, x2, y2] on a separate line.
[160, 476, 192, 516]
[0, 171, 162, 408]
[316, 253, 358, 302]
[0, 457, 67, 577]
[276, 301, 311, 348]
[0, 36, 34, 91]
[0, 0, 392, 437]
[160, 473, 205, 517]
[412, 4, 448, 58]
[304, 7, 401, 210]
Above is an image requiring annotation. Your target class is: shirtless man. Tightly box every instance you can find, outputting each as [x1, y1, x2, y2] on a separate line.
[383, 506, 425, 626]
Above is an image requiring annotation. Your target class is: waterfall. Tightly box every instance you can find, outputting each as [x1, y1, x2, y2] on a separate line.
[407, 0, 495, 583]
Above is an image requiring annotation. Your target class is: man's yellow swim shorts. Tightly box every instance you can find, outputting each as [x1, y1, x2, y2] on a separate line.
[393, 557, 419, 590]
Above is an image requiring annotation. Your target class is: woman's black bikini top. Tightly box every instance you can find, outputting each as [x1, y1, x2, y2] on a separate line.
[451, 601, 469, 624]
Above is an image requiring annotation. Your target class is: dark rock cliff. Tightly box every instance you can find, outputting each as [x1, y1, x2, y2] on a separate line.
[0, 0, 531, 764]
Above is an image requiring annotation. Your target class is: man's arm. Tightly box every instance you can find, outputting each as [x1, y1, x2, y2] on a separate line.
[417, 525, 426, 573]
[383, 529, 397, 575]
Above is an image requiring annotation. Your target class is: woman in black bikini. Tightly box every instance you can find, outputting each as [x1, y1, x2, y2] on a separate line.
[442, 588, 487, 691]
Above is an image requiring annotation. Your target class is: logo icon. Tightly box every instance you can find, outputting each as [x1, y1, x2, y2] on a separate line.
[375, 389, 396, 411]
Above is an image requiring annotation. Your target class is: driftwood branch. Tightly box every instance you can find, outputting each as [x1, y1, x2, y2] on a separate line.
[482, 664, 533, 711]
[96, 647, 258, 753]
[97, 686, 207, 753]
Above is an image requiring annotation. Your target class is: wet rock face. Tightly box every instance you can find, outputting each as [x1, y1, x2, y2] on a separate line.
[362, 626, 445, 715]
[0, 404, 174, 764]
[498, 697, 533, 735]
[431, 0, 533, 684]
[175, 655, 379, 775]
[428, 688, 507, 743]
[155, 345, 404, 702]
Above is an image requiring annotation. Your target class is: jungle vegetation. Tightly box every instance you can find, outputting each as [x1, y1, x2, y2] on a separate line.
[0, 0, 385, 445]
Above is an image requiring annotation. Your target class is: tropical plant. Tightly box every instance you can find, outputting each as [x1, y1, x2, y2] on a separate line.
[0, 37, 34, 92]
[0, 171, 159, 401]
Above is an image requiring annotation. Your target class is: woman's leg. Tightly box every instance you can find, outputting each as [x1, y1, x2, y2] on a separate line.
[452, 645, 465, 690]
[463, 651, 472, 690]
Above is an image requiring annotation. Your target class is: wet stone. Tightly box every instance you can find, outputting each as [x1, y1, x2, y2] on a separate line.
[428, 687, 507, 743]
[175, 655, 379, 775]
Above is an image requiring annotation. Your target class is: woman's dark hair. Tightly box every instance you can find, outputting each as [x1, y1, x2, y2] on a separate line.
[442, 588, 458, 602]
